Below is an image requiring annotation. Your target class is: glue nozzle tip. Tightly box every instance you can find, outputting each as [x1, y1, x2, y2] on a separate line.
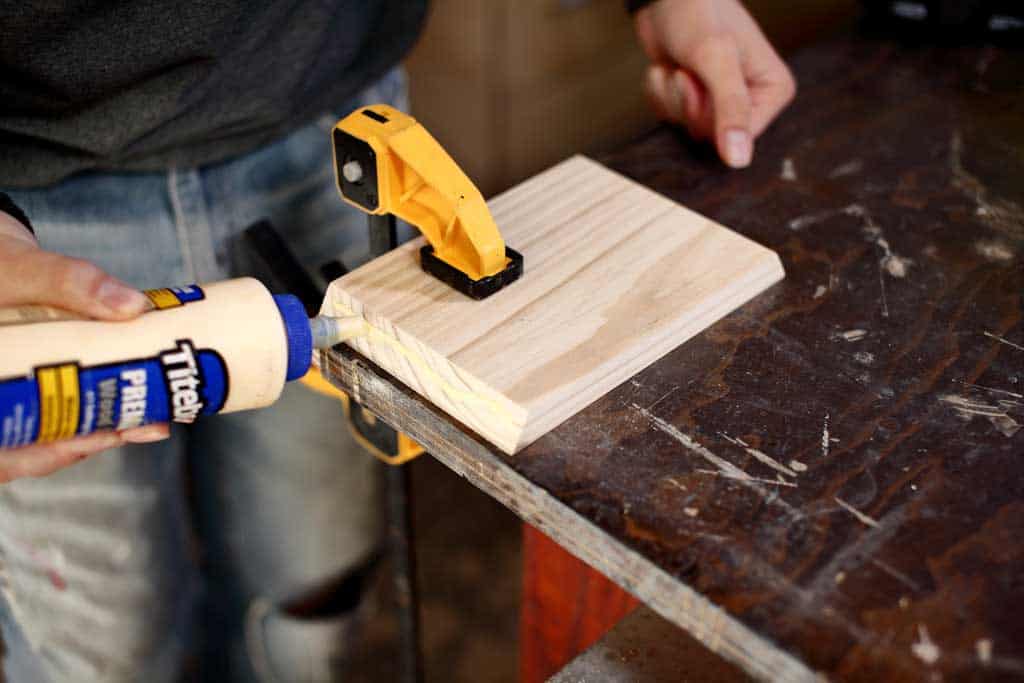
[310, 315, 364, 349]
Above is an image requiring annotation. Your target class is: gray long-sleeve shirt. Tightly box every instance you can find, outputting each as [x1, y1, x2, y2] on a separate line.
[0, 0, 427, 187]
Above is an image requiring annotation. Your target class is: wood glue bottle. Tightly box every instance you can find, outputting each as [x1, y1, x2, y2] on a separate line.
[0, 277, 360, 447]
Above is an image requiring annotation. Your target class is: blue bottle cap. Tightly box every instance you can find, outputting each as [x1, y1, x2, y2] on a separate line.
[273, 294, 312, 382]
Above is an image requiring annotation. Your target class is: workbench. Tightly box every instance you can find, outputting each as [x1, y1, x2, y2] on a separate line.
[321, 35, 1023, 681]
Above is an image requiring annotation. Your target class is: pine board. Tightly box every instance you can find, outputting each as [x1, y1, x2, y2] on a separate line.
[322, 156, 784, 454]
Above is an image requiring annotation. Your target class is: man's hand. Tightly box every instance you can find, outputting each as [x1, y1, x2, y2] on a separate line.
[634, 0, 796, 168]
[0, 211, 169, 483]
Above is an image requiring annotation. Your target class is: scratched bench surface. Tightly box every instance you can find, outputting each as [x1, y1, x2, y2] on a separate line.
[511, 37, 1024, 680]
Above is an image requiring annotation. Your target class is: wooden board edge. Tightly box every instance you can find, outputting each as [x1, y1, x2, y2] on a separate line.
[326, 154, 787, 455]
[513, 249, 785, 451]
[322, 283, 527, 453]
[320, 345, 818, 683]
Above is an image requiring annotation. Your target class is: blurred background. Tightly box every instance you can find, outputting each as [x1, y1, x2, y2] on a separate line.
[348, 2, 860, 681]
[406, 0, 860, 197]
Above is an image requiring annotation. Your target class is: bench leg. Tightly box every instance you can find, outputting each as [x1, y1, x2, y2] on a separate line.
[519, 524, 639, 682]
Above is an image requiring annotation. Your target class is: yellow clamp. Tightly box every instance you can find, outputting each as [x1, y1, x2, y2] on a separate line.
[332, 104, 512, 282]
[300, 368, 424, 466]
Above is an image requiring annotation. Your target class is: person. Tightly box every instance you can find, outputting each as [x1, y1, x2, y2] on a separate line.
[632, 0, 796, 168]
[0, 0, 794, 679]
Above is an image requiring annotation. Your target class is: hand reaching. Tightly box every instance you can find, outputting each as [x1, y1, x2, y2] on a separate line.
[634, 0, 796, 168]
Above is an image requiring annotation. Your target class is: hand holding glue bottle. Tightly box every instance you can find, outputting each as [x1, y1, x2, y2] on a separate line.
[0, 211, 361, 483]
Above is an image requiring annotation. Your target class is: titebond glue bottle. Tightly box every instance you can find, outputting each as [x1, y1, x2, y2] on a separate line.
[0, 277, 360, 448]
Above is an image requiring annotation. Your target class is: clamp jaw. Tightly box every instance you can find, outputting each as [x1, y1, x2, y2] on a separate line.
[332, 105, 523, 299]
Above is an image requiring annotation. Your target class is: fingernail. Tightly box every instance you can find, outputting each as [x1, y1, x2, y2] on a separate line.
[98, 278, 149, 315]
[724, 129, 753, 168]
[122, 425, 168, 444]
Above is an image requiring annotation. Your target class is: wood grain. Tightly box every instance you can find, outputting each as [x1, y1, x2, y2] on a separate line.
[321, 37, 1024, 681]
[519, 38, 1024, 681]
[319, 346, 817, 682]
[323, 156, 784, 453]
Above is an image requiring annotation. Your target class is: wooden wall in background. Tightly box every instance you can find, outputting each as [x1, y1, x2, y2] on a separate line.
[404, 0, 859, 196]
[405, 0, 651, 196]
[748, 0, 862, 53]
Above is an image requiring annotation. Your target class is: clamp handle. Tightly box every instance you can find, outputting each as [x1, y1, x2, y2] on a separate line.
[332, 105, 522, 297]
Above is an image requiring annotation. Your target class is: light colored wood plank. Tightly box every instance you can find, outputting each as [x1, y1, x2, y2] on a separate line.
[322, 156, 784, 454]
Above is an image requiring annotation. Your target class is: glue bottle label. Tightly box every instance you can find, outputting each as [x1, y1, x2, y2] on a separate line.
[144, 284, 206, 310]
[0, 338, 230, 448]
[0, 278, 293, 448]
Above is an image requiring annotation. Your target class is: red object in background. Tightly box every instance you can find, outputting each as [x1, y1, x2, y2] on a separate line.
[519, 524, 639, 682]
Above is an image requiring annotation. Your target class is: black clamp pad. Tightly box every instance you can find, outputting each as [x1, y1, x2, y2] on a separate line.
[420, 246, 524, 300]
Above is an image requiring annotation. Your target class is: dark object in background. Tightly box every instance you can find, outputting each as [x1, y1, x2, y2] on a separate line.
[242, 218, 424, 682]
[862, 0, 1024, 41]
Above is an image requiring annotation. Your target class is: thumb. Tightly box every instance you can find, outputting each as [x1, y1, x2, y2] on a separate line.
[0, 235, 150, 320]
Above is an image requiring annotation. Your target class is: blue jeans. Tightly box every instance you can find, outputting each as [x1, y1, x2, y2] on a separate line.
[0, 69, 408, 682]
